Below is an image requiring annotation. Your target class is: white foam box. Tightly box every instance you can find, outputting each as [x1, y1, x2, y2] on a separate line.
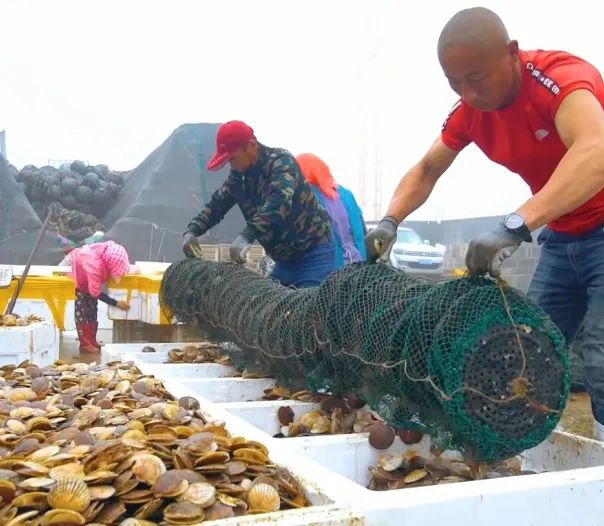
[136, 362, 236, 379]
[0, 321, 59, 366]
[102, 342, 207, 364]
[141, 292, 164, 325]
[114, 343, 604, 524]
[156, 376, 276, 403]
[165, 377, 604, 526]
[221, 400, 321, 436]
[106, 289, 143, 321]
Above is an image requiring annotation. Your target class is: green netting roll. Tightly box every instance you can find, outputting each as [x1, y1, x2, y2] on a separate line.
[160, 259, 570, 462]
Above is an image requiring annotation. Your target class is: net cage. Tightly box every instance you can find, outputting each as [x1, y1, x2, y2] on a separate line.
[159, 259, 570, 462]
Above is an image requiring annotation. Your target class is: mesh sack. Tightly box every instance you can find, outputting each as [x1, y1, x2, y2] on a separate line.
[160, 259, 569, 462]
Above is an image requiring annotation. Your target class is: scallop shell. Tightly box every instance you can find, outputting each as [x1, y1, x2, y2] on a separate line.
[298, 410, 324, 428]
[194, 451, 230, 466]
[48, 477, 91, 512]
[367, 422, 395, 450]
[277, 406, 295, 426]
[204, 502, 235, 521]
[233, 448, 268, 465]
[246, 482, 280, 513]
[167, 349, 182, 362]
[122, 430, 148, 442]
[89, 485, 116, 500]
[81, 469, 115, 484]
[95, 500, 127, 524]
[162, 404, 181, 420]
[378, 453, 404, 472]
[9, 407, 35, 419]
[310, 415, 330, 434]
[15, 461, 49, 477]
[11, 491, 48, 510]
[49, 462, 85, 481]
[6, 419, 27, 435]
[152, 470, 189, 497]
[30, 445, 61, 462]
[31, 377, 51, 395]
[132, 454, 167, 486]
[178, 396, 200, 411]
[41, 509, 86, 526]
[27, 417, 53, 431]
[179, 482, 216, 508]
[403, 468, 429, 484]
[163, 501, 204, 522]
[0, 479, 16, 504]
[18, 477, 55, 490]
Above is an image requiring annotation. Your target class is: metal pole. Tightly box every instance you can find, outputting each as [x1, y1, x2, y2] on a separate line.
[4, 211, 53, 315]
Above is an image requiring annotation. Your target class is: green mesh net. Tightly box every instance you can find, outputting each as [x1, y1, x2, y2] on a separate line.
[160, 259, 570, 462]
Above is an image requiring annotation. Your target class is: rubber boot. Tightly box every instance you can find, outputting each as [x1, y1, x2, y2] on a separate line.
[593, 420, 604, 441]
[90, 321, 103, 350]
[76, 322, 99, 353]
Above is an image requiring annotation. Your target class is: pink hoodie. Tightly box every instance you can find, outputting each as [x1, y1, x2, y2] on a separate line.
[68, 241, 130, 298]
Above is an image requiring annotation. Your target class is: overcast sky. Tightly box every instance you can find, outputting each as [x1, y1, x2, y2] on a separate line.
[1, 0, 601, 221]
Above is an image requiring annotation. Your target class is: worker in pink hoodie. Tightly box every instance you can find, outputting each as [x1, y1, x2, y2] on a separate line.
[63, 240, 131, 352]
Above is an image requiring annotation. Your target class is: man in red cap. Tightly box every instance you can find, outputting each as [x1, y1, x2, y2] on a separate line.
[365, 7, 604, 438]
[183, 121, 336, 288]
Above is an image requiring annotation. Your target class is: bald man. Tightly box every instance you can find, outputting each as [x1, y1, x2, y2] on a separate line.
[365, 7, 604, 438]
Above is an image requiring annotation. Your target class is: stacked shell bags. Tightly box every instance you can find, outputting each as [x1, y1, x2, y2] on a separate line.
[13, 161, 128, 242]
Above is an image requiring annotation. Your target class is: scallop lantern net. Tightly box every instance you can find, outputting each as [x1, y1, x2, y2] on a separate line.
[160, 259, 569, 462]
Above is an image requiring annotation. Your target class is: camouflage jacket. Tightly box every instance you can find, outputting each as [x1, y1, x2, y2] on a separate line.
[187, 144, 332, 262]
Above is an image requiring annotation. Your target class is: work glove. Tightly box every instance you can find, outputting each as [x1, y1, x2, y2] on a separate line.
[230, 228, 255, 264]
[364, 216, 398, 263]
[182, 231, 203, 258]
[465, 224, 524, 278]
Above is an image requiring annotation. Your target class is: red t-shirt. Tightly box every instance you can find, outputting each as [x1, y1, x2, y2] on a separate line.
[441, 49, 604, 234]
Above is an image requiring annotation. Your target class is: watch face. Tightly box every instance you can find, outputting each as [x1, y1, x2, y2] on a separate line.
[505, 213, 524, 230]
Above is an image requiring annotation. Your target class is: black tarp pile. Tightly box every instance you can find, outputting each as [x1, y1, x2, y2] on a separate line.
[13, 161, 127, 223]
[0, 155, 63, 264]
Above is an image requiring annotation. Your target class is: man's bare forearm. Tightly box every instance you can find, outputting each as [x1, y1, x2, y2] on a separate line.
[384, 138, 458, 222]
[386, 164, 439, 222]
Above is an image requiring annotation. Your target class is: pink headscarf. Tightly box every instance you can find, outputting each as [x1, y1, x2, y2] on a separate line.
[69, 241, 130, 298]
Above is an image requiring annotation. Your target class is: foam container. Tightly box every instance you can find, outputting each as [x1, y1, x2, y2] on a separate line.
[0, 321, 59, 366]
[114, 343, 604, 525]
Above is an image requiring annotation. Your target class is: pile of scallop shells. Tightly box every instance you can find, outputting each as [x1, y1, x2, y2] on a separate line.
[0, 360, 309, 525]
[274, 395, 395, 439]
[142, 344, 232, 366]
[369, 451, 533, 491]
[0, 314, 44, 328]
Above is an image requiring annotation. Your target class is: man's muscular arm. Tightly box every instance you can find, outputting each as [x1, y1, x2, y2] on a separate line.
[517, 89, 604, 230]
[385, 137, 459, 222]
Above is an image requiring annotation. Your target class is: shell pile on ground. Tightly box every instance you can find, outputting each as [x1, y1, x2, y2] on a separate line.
[0, 360, 309, 525]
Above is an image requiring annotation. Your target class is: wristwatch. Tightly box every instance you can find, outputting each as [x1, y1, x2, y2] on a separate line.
[503, 213, 532, 242]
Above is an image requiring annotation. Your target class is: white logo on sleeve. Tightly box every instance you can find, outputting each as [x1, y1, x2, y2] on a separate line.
[535, 129, 550, 141]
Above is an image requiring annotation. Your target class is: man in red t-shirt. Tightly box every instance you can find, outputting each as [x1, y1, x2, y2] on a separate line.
[365, 7, 604, 437]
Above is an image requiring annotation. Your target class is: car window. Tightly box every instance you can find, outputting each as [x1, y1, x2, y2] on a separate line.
[396, 230, 423, 244]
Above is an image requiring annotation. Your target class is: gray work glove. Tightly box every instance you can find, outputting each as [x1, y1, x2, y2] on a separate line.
[230, 227, 255, 264]
[465, 225, 524, 278]
[182, 231, 203, 258]
[364, 216, 398, 263]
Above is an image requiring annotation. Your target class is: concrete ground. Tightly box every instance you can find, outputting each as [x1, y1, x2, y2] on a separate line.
[59, 330, 113, 365]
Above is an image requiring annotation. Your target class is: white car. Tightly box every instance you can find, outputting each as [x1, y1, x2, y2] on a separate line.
[389, 227, 445, 277]
[366, 222, 445, 278]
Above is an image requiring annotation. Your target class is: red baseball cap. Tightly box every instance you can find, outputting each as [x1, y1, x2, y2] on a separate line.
[207, 121, 255, 171]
